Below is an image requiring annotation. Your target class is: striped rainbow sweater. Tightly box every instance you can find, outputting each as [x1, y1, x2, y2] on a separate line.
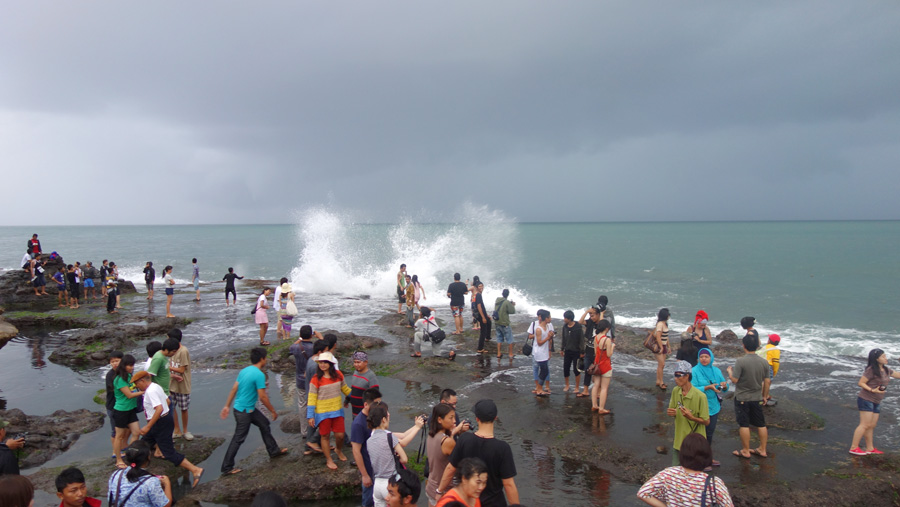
[306, 371, 351, 425]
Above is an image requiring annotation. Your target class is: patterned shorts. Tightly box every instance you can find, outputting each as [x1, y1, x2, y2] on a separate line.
[451, 306, 464, 317]
[170, 392, 190, 411]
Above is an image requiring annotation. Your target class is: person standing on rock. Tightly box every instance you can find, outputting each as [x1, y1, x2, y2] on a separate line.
[667, 360, 710, 465]
[254, 287, 272, 346]
[220, 347, 288, 475]
[365, 401, 426, 507]
[112, 355, 144, 470]
[351, 388, 383, 507]
[147, 338, 178, 397]
[82, 261, 98, 301]
[162, 265, 175, 318]
[691, 348, 728, 468]
[307, 351, 352, 470]
[105, 351, 125, 459]
[289, 325, 319, 435]
[474, 282, 491, 354]
[30, 256, 47, 296]
[348, 352, 380, 417]
[53, 266, 68, 307]
[131, 371, 204, 487]
[653, 308, 672, 390]
[494, 289, 516, 359]
[438, 399, 518, 507]
[726, 333, 769, 459]
[446, 273, 468, 335]
[191, 258, 200, 302]
[143, 262, 155, 301]
[849, 348, 900, 456]
[66, 264, 80, 309]
[222, 267, 244, 306]
[404, 275, 417, 327]
[560, 310, 584, 393]
[27, 233, 41, 255]
[99, 260, 109, 299]
[168, 328, 193, 441]
[109, 261, 122, 308]
[396, 264, 408, 314]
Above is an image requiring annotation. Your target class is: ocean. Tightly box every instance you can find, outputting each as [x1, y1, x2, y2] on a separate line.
[2, 212, 900, 505]
[3, 212, 898, 361]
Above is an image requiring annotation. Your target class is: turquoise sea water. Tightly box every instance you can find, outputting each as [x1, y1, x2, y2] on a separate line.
[2, 216, 898, 361]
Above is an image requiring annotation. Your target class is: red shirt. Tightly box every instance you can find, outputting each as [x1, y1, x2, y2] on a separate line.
[60, 498, 101, 507]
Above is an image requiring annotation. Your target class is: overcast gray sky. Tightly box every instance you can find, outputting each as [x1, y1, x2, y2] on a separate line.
[2, 1, 899, 225]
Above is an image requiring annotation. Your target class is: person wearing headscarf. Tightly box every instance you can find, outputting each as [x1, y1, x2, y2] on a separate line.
[691, 348, 729, 469]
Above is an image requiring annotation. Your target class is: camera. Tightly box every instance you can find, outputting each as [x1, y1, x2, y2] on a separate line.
[420, 414, 429, 422]
[461, 419, 472, 427]
[878, 385, 887, 392]
[14, 432, 27, 442]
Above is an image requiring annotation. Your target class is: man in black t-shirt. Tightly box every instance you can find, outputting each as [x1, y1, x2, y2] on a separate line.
[438, 399, 518, 507]
[222, 267, 244, 306]
[446, 273, 469, 335]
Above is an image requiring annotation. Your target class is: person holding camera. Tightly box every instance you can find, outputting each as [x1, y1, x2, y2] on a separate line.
[667, 361, 710, 466]
[0, 419, 25, 475]
[849, 348, 900, 456]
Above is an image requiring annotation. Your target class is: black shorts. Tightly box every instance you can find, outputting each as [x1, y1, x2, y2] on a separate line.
[113, 408, 139, 428]
[397, 286, 405, 303]
[225, 287, 236, 299]
[734, 399, 766, 428]
[69, 285, 81, 298]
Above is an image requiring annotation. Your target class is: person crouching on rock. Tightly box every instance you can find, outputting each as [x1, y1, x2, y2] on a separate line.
[131, 371, 204, 487]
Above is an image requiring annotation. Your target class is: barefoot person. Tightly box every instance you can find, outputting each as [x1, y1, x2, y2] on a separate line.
[560, 310, 585, 393]
[131, 371, 204, 487]
[254, 288, 272, 346]
[446, 273, 468, 335]
[307, 351, 352, 470]
[191, 258, 200, 301]
[849, 348, 900, 455]
[162, 265, 175, 317]
[590, 320, 614, 414]
[222, 267, 244, 306]
[726, 333, 769, 459]
[220, 347, 288, 475]
[143, 262, 155, 300]
[112, 355, 144, 470]
[396, 264, 408, 314]
[653, 308, 671, 390]
[494, 289, 516, 359]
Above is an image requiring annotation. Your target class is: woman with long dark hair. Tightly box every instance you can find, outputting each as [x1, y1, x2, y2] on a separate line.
[849, 348, 900, 455]
[637, 433, 733, 506]
[425, 403, 468, 505]
[654, 308, 671, 390]
[112, 354, 144, 470]
[107, 441, 172, 506]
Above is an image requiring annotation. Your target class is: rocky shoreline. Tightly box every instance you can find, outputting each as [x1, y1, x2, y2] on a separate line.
[2, 267, 899, 506]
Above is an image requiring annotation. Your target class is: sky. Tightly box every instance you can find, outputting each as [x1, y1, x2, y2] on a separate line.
[1, 1, 899, 225]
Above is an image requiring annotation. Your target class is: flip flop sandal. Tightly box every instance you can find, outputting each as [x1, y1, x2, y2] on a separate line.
[749, 449, 768, 458]
[732, 450, 751, 459]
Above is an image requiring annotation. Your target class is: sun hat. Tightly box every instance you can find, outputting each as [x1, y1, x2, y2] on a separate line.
[131, 370, 151, 383]
[281, 282, 292, 293]
[316, 352, 338, 365]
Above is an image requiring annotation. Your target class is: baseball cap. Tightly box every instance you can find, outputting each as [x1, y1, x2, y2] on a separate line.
[472, 399, 498, 422]
[768, 333, 781, 345]
[0, 420, 10, 429]
[675, 360, 692, 374]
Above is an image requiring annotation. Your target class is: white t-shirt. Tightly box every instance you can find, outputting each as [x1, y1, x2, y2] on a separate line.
[142, 382, 170, 419]
[415, 316, 439, 334]
[273, 287, 282, 311]
[532, 323, 552, 362]
[21, 253, 32, 268]
[164, 273, 174, 286]
[257, 294, 268, 312]
[527, 321, 554, 337]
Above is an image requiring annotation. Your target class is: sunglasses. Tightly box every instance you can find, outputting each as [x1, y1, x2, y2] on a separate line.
[673, 372, 689, 378]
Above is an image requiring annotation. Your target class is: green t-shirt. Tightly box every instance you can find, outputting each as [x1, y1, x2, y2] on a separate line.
[112, 374, 137, 412]
[147, 351, 171, 395]
[668, 384, 709, 451]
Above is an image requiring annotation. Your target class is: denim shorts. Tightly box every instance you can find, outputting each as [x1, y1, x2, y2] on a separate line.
[165, 288, 174, 296]
[858, 397, 881, 414]
[496, 325, 513, 343]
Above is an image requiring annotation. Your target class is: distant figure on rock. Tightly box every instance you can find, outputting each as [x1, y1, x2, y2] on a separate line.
[163, 265, 175, 318]
[82, 261, 98, 301]
[222, 267, 244, 306]
[143, 262, 155, 301]
[191, 257, 200, 302]
[30, 256, 47, 296]
[27, 233, 41, 255]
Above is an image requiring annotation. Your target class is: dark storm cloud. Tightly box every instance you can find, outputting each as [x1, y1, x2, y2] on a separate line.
[1, 1, 899, 224]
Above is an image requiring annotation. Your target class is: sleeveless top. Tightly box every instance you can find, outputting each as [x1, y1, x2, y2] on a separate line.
[692, 328, 709, 348]
[425, 432, 452, 499]
[656, 322, 669, 345]
[595, 335, 612, 374]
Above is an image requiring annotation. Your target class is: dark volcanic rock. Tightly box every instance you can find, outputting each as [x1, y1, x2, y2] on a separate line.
[28, 436, 224, 498]
[0, 408, 105, 468]
[48, 316, 192, 367]
[0, 268, 136, 312]
[177, 435, 360, 504]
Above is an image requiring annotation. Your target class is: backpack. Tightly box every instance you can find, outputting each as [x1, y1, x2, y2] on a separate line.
[109, 469, 153, 507]
[492, 299, 504, 321]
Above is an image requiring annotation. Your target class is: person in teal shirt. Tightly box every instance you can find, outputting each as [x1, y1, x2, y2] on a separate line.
[219, 347, 287, 474]
[691, 348, 728, 468]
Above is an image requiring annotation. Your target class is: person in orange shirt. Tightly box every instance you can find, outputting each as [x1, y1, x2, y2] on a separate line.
[436, 458, 488, 507]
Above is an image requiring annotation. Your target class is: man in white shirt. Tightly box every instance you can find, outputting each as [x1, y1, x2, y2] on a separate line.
[132, 371, 204, 487]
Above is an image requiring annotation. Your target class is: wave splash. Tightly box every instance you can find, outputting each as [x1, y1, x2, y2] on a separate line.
[289, 204, 543, 312]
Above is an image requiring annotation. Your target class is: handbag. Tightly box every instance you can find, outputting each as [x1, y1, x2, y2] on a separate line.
[387, 432, 406, 474]
[643, 328, 661, 354]
[522, 336, 534, 356]
[284, 300, 299, 317]
[700, 473, 720, 507]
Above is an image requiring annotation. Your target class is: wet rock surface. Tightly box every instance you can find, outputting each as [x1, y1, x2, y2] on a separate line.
[27, 436, 224, 499]
[177, 435, 360, 504]
[47, 315, 193, 367]
[0, 408, 105, 468]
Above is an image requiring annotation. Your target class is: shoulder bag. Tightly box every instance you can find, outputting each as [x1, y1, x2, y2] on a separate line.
[700, 473, 720, 507]
[425, 317, 446, 344]
[643, 328, 661, 354]
[387, 432, 406, 474]
[522, 334, 534, 356]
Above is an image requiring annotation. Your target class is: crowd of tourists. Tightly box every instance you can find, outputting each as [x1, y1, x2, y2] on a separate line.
[3, 240, 898, 507]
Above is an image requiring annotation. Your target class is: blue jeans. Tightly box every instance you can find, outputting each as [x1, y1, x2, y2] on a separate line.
[707, 412, 719, 445]
[537, 360, 549, 383]
[532, 358, 541, 381]
[362, 481, 374, 507]
[496, 325, 513, 343]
